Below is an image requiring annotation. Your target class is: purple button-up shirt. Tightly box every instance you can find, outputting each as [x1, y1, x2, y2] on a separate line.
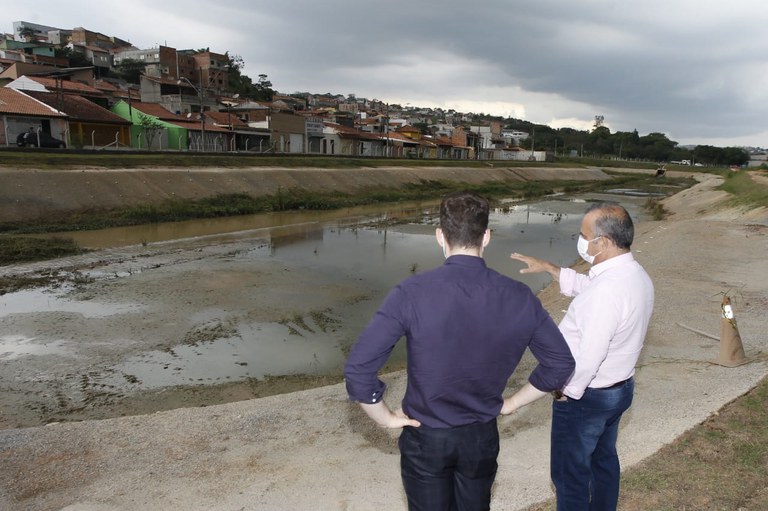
[344, 255, 575, 428]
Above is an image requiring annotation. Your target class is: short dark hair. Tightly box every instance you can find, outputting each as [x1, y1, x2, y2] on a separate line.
[587, 201, 634, 249]
[439, 191, 489, 248]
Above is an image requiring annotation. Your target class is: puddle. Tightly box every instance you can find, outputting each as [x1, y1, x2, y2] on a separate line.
[0, 335, 73, 360]
[605, 188, 666, 197]
[2, 194, 651, 412]
[97, 196, 646, 391]
[0, 287, 147, 318]
[107, 320, 348, 389]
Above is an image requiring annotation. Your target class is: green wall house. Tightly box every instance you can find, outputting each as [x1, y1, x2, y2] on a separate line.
[111, 100, 187, 150]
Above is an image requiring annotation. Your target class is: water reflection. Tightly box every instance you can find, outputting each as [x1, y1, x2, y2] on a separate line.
[17, 195, 649, 392]
[55, 201, 443, 250]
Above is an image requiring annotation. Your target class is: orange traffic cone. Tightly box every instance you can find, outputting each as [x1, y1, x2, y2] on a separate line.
[715, 295, 748, 367]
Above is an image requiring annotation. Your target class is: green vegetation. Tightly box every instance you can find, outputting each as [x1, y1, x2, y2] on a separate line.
[0, 236, 86, 266]
[719, 170, 768, 210]
[0, 173, 693, 236]
[0, 150, 669, 171]
[512, 123, 750, 166]
[0, 151, 498, 170]
[621, 374, 768, 509]
[0, 168, 696, 268]
[644, 198, 668, 220]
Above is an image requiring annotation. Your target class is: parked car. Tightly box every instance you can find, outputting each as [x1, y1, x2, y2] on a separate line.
[16, 131, 66, 148]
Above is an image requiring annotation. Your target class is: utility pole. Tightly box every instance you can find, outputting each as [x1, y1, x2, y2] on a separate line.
[198, 69, 205, 151]
[177, 74, 205, 151]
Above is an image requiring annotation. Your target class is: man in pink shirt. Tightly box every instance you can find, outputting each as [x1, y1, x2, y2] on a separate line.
[505, 201, 654, 511]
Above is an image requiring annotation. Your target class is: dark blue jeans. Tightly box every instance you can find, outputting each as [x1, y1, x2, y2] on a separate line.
[550, 378, 634, 511]
[399, 419, 499, 511]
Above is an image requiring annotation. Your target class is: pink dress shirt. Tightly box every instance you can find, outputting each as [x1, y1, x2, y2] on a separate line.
[557, 252, 654, 399]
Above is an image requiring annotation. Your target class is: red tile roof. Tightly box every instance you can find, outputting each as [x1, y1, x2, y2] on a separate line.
[128, 102, 230, 132]
[324, 122, 382, 141]
[0, 87, 67, 117]
[25, 76, 105, 96]
[128, 101, 187, 121]
[93, 79, 120, 92]
[205, 110, 249, 128]
[23, 90, 130, 125]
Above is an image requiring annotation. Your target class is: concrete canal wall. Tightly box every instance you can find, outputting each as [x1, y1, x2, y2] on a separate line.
[0, 165, 612, 223]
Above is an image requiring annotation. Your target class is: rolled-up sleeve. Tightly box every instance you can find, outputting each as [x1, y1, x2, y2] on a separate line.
[344, 286, 407, 403]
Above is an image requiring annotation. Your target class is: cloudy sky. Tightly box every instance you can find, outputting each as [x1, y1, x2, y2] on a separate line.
[5, 1, 768, 148]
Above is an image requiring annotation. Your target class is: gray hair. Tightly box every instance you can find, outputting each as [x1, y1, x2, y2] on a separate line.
[586, 201, 634, 249]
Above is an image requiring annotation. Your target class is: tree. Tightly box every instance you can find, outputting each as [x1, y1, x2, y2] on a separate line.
[54, 47, 92, 68]
[17, 26, 36, 42]
[226, 53, 253, 95]
[253, 74, 275, 102]
[114, 58, 147, 84]
[638, 132, 678, 162]
[586, 126, 613, 157]
[413, 121, 435, 136]
[225, 54, 274, 101]
[137, 113, 165, 150]
[693, 145, 749, 166]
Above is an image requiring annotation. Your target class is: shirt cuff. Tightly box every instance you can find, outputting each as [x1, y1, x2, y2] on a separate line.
[347, 380, 387, 404]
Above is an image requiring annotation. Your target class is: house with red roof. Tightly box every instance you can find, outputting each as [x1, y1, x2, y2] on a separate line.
[111, 100, 232, 151]
[23, 89, 131, 148]
[322, 121, 385, 157]
[0, 86, 67, 147]
[7, 76, 131, 148]
[204, 109, 270, 152]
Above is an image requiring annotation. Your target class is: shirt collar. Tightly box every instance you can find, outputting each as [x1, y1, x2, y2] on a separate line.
[589, 251, 635, 278]
[445, 254, 487, 268]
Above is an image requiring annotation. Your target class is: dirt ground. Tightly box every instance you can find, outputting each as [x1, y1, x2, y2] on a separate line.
[1, 168, 767, 510]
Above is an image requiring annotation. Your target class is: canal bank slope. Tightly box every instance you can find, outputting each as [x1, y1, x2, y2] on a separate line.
[1, 172, 768, 511]
[0, 165, 610, 223]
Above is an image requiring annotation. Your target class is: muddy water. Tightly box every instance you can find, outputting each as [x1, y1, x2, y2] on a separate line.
[0, 194, 649, 427]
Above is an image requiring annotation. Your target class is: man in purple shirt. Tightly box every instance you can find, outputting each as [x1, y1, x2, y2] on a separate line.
[344, 191, 575, 511]
[509, 201, 654, 511]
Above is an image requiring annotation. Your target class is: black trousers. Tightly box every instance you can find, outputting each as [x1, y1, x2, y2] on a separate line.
[399, 419, 499, 511]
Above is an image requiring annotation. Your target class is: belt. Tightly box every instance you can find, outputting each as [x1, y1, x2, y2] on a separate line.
[552, 377, 631, 400]
[595, 377, 631, 390]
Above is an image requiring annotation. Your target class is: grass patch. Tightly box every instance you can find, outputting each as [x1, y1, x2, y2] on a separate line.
[719, 170, 768, 210]
[0, 236, 86, 265]
[619, 375, 768, 510]
[644, 197, 669, 220]
[524, 375, 768, 510]
[0, 150, 542, 170]
[0, 174, 695, 237]
[3, 149, 706, 172]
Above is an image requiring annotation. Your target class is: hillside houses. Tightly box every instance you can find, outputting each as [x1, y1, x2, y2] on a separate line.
[0, 20, 542, 160]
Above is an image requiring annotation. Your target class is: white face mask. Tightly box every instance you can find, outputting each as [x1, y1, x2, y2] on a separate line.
[577, 235, 602, 264]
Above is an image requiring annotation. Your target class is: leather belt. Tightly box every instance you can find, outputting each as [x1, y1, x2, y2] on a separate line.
[596, 377, 630, 390]
[552, 377, 631, 399]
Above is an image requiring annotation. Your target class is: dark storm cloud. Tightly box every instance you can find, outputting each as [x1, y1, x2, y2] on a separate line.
[6, 0, 768, 145]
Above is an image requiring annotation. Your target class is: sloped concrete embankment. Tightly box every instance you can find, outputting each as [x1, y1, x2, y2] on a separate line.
[0, 166, 610, 223]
